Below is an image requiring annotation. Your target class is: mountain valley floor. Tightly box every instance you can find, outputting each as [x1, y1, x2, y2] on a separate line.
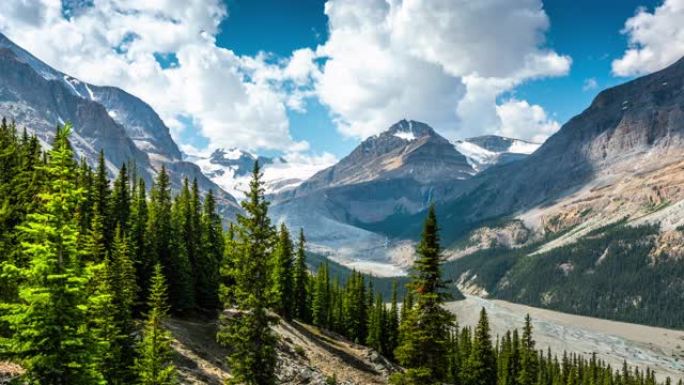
[447, 296, 684, 382]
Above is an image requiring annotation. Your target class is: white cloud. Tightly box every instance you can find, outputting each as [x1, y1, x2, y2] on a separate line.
[0, 0, 309, 153]
[582, 78, 598, 91]
[312, 0, 571, 141]
[0, 0, 570, 155]
[496, 99, 560, 143]
[612, 0, 684, 76]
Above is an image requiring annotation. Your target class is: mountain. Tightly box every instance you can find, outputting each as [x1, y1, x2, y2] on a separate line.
[190, 148, 297, 198]
[0, 32, 240, 218]
[412, 56, 684, 330]
[454, 135, 539, 172]
[270, 119, 478, 274]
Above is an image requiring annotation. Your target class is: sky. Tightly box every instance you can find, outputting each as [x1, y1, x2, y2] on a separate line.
[1, 0, 682, 168]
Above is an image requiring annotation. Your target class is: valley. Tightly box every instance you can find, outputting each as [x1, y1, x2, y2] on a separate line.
[449, 296, 684, 382]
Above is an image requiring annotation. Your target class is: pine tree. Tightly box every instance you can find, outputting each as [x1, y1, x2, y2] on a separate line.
[386, 280, 400, 359]
[392, 205, 454, 385]
[107, 227, 138, 378]
[366, 293, 384, 352]
[312, 262, 330, 328]
[129, 178, 148, 306]
[134, 264, 178, 385]
[197, 189, 224, 310]
[518, 314, 538, 385]
[217, 161, 277, 385]
[148, 166, 192, 312]
[0, 123, 103, 384]
[293, 228, 309, 322]
[111, 163, 131, 235]
[93, 150, 111, 247]
[272, 223, 295, 319]
[463, 308, 496, 385]
[169, 179, 196, 311]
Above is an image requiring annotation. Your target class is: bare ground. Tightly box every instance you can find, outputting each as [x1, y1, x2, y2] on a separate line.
[167, 316, 398, 385]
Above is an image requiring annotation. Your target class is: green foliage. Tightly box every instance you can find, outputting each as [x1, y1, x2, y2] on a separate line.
[272, 223, 295, 319]
[292, 229, 309, 322]
[197, 189, 224, 310]
[462, 308, 496, 385]
[0, 123, 103, 384]
[134, 264, 178, 385]
[218, 161, 277, 385]
[393, 206, 455, 384]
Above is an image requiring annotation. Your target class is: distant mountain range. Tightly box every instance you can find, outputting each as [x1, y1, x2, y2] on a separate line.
[0, 32, 241, 219]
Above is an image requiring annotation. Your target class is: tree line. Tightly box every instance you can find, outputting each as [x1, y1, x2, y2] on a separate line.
[0, 119, 679, 385]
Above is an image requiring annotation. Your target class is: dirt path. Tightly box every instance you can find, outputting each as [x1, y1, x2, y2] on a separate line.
[447, 296, 684, 382]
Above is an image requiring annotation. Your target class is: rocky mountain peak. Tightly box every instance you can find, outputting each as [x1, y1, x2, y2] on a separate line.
[385, 119, 436, 139]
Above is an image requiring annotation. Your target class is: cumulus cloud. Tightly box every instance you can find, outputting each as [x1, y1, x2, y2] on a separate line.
[0, 0, 570, 153]
[612, 0, 684, 76]
[0, 0, 310, 153]
[496, 99, 560, 143]
[312, 0, 571, 141]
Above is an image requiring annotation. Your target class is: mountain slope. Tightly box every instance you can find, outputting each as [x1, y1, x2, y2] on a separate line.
[423, 57, 684, 330]
[270, 120, 477, 274]
[0, 32, 240, 218]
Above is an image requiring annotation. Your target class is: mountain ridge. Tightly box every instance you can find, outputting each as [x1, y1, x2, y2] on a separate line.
[0, 32, 241, 218]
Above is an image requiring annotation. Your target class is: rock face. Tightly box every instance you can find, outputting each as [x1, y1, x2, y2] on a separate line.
[287, 119, 473, 198]
[0, 32, 240, 219]
[270, 120, 477, 273]
[425, 55, 684, 243]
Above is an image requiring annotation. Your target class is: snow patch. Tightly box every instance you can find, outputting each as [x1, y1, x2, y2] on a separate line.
[63, 76, 83, 97]
[453, 140, 497, 171]
[508, 140, 540, 154]
[393, 131, 416, 141]
[85, 84, 95, 100]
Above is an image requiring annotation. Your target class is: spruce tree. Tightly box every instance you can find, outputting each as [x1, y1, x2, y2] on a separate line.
[272, 223, 295, 319]
[169, 179, 196, 311]
[312, 262, 330, 328]
[292, 228, 309, 322]
[197, 189, 224, 310]
[93, 150, 111, 247]
[0, 123, 103, 384]
[463, 308, 496, 385]
[392, 205, 454, 385]
[217, 161, 277, 385]
[129, 178, 148, 306]
[148, 166, 192, 312]
[108, 227, 138, 377]
[134, 264, 178, 385]
[517, 314, 538, 385]
[111, 163, 131, 234]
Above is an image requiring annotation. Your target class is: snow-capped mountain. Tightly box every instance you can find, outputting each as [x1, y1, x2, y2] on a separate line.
[190, 148, 335, 199]
[269, 120, 477, 275]
[454, 135, 540, 172]
[0, 32, 241, 218]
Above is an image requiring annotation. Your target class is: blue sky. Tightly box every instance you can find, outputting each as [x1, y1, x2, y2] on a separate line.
[210, 0, 660, 158]
[3, 0, 678, 165]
